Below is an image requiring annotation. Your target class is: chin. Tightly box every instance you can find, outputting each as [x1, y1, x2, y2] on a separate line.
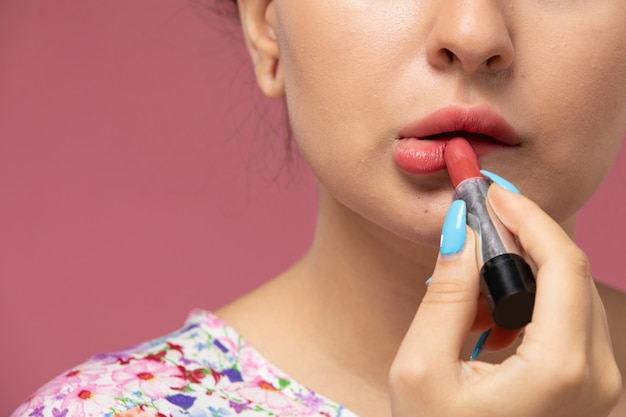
[373, 211, 446, 252]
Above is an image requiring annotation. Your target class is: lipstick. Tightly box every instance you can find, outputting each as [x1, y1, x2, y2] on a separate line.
[445, 137, 536, 329]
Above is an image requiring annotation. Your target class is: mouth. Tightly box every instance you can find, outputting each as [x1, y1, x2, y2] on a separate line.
[420, 131, 497, 144]
[393, 106, 520, 176]
[398, 105, 521, 146]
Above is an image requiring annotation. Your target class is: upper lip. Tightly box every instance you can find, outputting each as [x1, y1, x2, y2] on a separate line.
[398, 105, 522, 146]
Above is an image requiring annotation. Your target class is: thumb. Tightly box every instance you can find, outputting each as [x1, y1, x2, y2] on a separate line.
[396, 200, 480, 369]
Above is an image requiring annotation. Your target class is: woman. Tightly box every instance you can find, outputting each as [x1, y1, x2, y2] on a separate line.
[12, 1, 626, 416]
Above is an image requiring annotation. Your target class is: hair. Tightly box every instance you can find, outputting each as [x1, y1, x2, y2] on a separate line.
[199, 0, 300, 185]
[192, 0, 237, 18]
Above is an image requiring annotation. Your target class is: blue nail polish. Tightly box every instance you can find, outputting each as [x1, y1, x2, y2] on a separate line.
[440, 200, 467, 255]
[470, 328, 492, 361]
[480, 170, 521, 194]
[425, 277, 432, 286]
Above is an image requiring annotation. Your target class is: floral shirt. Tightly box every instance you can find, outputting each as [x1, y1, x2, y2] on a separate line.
[12, 310, 357, 417]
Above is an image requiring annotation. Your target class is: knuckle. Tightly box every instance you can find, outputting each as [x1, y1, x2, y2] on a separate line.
[423, 280, 476, 305]
[595, 360, 623, 410]
[565, 247, 592, 277]
[388, 363, 448, 417]
[388, 359, 436, 401]
[546, 246, 592, 283]
[389, 360, 427, 391]
[546, 351, 591, 394]
[545, 351, 622, 404]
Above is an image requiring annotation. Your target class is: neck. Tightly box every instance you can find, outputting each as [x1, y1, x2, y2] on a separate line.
[289, 188, 439, 383]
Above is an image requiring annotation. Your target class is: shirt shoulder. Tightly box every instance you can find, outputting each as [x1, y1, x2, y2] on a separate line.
[11, 310, 354, 417]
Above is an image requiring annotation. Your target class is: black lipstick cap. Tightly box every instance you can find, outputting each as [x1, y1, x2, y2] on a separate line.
[480, 253, 536, 329]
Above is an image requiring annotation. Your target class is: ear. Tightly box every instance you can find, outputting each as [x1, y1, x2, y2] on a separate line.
[238, 0, 284, 98]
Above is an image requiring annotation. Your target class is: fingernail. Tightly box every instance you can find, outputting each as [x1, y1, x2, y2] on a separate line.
[480, 170, 521, 194]
[440, 200, 467, 256]
[470, 328, 492, 361]
[425, 277, 432, 286]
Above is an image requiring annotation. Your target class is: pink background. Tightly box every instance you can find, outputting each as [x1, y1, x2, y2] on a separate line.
[0, 1, 624, 414]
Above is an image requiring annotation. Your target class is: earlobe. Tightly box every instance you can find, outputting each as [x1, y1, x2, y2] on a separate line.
[238, 0, 284, 98]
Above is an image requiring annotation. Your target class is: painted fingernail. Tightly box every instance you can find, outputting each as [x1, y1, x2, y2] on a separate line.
[480, 170, 521, 194]
[440, 200, 467, 256]
[470, 328, 492, 361]
[425, 277, 432, 286]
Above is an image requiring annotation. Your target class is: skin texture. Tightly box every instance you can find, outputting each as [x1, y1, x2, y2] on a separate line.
[218, 1, 626, 416]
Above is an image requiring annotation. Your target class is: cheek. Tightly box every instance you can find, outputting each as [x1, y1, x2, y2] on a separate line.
[273, 4, 406, 191]
[515, 12, 626, 219]
[273, 2, 412, 144]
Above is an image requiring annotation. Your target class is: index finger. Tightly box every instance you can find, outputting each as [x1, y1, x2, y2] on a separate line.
[487, 185, 593, 350]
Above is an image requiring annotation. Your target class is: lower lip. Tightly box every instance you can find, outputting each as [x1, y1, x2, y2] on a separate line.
[392, 136, 500, 175]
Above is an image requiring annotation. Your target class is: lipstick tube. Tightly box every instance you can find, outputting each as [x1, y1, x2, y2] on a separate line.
[445, 138, 536, 329]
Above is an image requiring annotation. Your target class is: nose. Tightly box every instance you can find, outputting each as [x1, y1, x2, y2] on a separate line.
[426, 1, 514, 75]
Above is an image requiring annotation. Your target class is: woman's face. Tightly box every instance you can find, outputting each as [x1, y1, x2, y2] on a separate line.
[264, 1, 626, 246]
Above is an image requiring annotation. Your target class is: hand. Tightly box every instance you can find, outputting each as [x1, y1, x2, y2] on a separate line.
[389, 183, 622, 417]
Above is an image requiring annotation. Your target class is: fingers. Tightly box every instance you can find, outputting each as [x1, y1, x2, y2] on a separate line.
[487, 185, 593, 352]
[391, 175, 621, 417]
[486, 184, 621, 410]
[395, 200, 480, 371]
[483, 326, 520, 352]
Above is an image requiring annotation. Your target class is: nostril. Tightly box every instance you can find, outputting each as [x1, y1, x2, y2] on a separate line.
[444, 49, 455, 63]
[486, 51, 515, 73]
[486, 55, 500, 68]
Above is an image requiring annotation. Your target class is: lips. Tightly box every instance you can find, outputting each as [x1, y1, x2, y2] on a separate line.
[393, 105, 520, 175]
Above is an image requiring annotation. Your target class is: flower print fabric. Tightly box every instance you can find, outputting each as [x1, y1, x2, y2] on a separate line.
[12, 310, 357, 417]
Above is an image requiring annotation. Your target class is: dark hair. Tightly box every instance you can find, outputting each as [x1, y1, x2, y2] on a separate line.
[203, 0, 300, 182]
[193, 0, 237, 18]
